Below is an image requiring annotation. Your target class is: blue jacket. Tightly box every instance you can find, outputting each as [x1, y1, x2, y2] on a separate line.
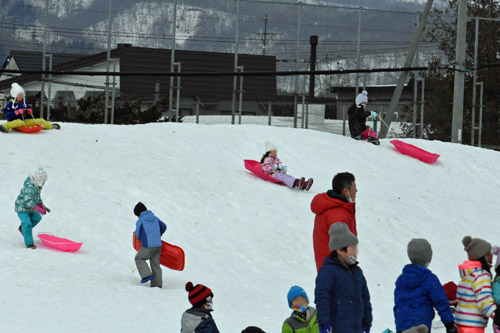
[394, 264, 454, 331]
[135, 210, 166, 248]
[315, 256, 372, 332]
[4, 99, 30, 121]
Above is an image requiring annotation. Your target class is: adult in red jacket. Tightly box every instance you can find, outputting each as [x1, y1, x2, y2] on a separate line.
[311, 172, 357, 271]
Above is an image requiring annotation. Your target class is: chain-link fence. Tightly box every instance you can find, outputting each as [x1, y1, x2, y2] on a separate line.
[0, 0, 456, 138]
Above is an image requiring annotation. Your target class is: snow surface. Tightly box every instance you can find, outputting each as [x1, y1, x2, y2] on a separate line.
[1, 123, 499, 332]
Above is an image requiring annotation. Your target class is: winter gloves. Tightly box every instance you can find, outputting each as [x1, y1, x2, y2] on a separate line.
[444, 322, 458, 333]
[13, 109, 32, 116]
[34, 204, 50, 215]
[494, 307, 500, 330]
[272, 163, 287, 173]
[319, 326, 332, 333]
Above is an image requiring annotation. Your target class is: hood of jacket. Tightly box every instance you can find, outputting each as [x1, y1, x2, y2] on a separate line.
[397, 264, 430, 290]
[311, 191, 355, 216]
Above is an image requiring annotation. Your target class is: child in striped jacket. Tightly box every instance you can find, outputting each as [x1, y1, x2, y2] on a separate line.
[456, 236, 500, 332]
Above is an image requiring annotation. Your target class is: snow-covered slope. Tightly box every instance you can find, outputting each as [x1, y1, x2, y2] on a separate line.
[1, 123, 499, 332]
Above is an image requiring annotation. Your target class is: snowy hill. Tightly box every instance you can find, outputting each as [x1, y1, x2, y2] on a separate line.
[1, 123, 499, 332]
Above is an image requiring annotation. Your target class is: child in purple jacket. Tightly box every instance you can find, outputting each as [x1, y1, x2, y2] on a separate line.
[261, 140, 313, 191]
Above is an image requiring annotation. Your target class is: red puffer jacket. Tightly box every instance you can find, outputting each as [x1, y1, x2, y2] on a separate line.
[311, 190, 357, 271]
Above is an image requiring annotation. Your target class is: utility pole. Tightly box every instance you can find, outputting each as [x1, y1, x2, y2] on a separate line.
[253, 15, 279, 55]
[378, 0, 434, 139]
[451, 0, 467, 143]
[309, 35, 318, 100]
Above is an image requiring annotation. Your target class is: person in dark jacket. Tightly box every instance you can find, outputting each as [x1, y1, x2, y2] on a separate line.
[348, 90, 379, 144]
[181, 282, 220, 333]
[394, 239, 457, 333]
[315, 222, 372, 333]
[133, 202, 166, 288]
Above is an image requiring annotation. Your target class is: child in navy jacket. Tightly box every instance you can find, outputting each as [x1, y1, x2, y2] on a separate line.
[315, 222, 372, 333]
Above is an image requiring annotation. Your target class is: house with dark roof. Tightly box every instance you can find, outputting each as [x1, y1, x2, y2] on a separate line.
[0, 44, 277, 118]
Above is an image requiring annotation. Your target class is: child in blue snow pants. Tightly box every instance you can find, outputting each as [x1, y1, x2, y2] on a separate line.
[18, 212, 42, 246]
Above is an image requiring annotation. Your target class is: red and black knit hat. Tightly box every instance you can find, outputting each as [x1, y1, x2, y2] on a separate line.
[186, 282, 214, 308]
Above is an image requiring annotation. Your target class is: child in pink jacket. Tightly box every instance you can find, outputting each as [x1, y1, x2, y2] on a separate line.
[260, 140, 313, 191]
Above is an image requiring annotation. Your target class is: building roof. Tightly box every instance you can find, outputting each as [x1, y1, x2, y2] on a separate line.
[0, 45, 278, 101]
[1, 50, 85, 71]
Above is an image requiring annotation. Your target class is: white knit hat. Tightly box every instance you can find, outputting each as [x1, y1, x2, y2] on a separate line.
[32, 167, 48, 186]
[355, 90, 368, 107]
[265, 140, 277, 152]
[10, 83, 25, 99]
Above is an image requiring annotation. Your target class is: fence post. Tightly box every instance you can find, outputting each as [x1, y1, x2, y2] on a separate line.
[46, 54, 52, 121]
[168, 0, 178, 122]
[231, 0, 241, 125]
[237, 66, 244, 125]
[268, 101, 272, 126]
[342, 104, 346, 136]
[420, 77, 425, 139]
[154, 81, 160, 103]
[477, 81, 484, 147]
[104, 0, 112, 124]
[471, 16, 479, 146]
[354, 7, 362, 98]
[196, 101, 200, 124]
[293, 2, 303, 128]
[40, 0, 49, 119]
[413, 75, 418, 138]
[111, 59, 117, 124]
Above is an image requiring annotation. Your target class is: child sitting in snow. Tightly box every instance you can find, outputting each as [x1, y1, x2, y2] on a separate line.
[0, 83, 60, 133]
[134, 202, 166, 288]
[455, 236, 500, 332]
[181, 282, 219, 333]
[15, 167, 50, 249]
[347, 90, 379, 145]
[261, 140, 313, 191]
[394, 239, 457, 333]
[282, 286, 319, 333]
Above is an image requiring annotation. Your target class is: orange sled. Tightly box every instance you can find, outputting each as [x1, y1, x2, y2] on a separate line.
[133, 232, 185, 271]
[13, 125, 43, 133]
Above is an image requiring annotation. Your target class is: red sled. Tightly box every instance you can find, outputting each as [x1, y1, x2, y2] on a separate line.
[390, 140, 440, 164]
[13, 125, 43, 134]
[133, 232, 185, 271]
[244, 159, 284, 184]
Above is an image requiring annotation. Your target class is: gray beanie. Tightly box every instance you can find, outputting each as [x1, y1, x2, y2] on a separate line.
[407, 239, 433, 266]
[329, 223, 359, 251]
[403, 325, 429, 333]
[463, 236, 492, 260]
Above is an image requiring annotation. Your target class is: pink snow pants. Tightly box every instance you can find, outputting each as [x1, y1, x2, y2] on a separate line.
[456, 325, 485, 333]
[360, 127, 378, 140]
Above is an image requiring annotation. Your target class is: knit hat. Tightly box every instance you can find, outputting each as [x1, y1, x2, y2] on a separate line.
[355, 90, 368, 107]
[265, 140, 277, 153]
[443, 281, 458, 306]
[10, 83, 25, 99]
[402, 325, 429, 333]
[328, 222, 359, 251]
[241, 327, 266, 333]
[493, 246, 500, 271]
[186, 282, 214, 308]
[32, 167, 47, 186]
[407, 239, 433, 266]
[133, 202, 147, 217]
[463, 236, 492, 260]
[287, 286, 309, 308]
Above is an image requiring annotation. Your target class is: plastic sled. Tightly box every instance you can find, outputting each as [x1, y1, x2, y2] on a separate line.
[133, 232, 185, 271]
[38, 233, 83, 252]
[13, 125, 43, 133]
[244, 160, 284, 184]
[390, 140, 440, 164]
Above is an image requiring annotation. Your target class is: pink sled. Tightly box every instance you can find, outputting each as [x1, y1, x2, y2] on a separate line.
[244, 160, 284, 184]
[38, 233, 83, 252]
